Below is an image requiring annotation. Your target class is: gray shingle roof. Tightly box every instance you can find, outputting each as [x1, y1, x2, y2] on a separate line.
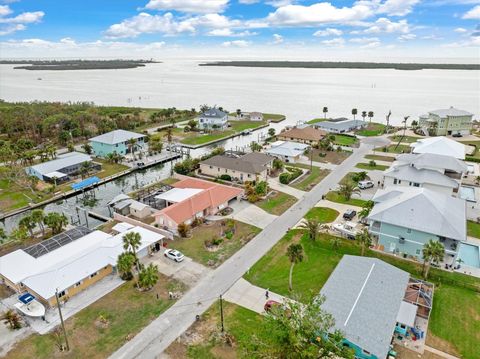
[200, 152, 273, 174]
[30, 152, 92, 176]
[429, 107, 473, 117]
[320, 255, 409, 359]
[369, 187, 466, 241]
[89, 129, 145, 145]
[383, 164, 459, 188]
[396, 153, 468, 174]
[201, 108, 227, 118]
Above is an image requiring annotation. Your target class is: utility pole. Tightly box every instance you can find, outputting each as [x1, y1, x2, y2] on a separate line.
[55, 289, 70, 351]
[219, 294, 224, 333]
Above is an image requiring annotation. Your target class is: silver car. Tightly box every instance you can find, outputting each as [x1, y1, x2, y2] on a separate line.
[358, 180, 374, 189]
[164, 249, 185, 262]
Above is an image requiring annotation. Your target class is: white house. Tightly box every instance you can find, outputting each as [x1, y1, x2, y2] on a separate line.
[410, 137, 466, 160]
[265, 141, 310, 163]
[418, 107, 473, 136]
[198, 108, 228, 130]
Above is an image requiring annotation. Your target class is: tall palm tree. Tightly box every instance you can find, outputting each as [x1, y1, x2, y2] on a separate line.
[19, 215, 36, 237]
[138, 263, 159, 290]
[80, 161, 93, 179]
[122, 231, 142, 257]
[165, 128, 173, 144]
[299, 219, 320, 241]
[358, 201, 374, 220]
[117, 252, 136, 280]
[338, 181, 360, 201]
[30, 209, 45, 236]
[286, 243, 304, 291]
[355, 228, 372, 256]
[422, 240, 445, 279]
[44, 212, 68, 235]
[322, 106, 328, 119]
[361, 111, 367, 122]
[351, 108, 358, 120]
[127, 138, 138, 159]
[368, 111, 374, 123]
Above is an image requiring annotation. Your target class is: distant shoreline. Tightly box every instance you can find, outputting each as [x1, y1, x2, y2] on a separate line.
[0, 59, 159, 71]
[199, 61, 480, 71]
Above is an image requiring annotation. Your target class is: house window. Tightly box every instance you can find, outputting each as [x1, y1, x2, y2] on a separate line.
[362, 349, 371, 355]
[416, 249, 421, 255]
[90, 272, 98, 278]
[393, 179, 398, 184]
[413, 183, 420, 187]
[74, 281, 82, 288]
[247, 174, 251, 178]
[58, 290, 67, 298]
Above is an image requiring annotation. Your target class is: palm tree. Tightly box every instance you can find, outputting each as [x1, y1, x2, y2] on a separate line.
[299, 219, 320, 241]
[117, 252, 136, 280]
[165, 128, 173, 144]
[9, 227, 28, 243]
[368, 111, 374, 123]
[80, 161, 93, 179]
[286, 243, 304, 291]
[322, 106, 328, 119]
[127, 138, 137, 159]
[361, 111, 367, 122]
[422, 240, 445, 279]
[30, 209, 45, 236]
[358, 201, 374, 220]
[122, 231, 142, 257]
[338, 181, 360, 201]
[138, 263, 159, 290]
[105, 153, 116, 164]
[82, 143, 93, 155]
[19, 215, 36, 237]
[351, 108, 358, 120]
[44, 212, 68, 235]
[355, 228, 372, 256]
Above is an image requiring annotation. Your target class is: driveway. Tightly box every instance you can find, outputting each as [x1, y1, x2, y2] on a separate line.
[144, 254, 211, 288]
[267, 178, 306, 199]
[229, 204, 278, 229]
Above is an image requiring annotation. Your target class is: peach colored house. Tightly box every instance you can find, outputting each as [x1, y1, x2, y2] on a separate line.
[154, 177, 243, 231]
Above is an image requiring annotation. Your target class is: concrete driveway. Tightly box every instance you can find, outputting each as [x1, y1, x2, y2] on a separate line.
[144, 253, 211, 288]
[229, 204, 278, 229]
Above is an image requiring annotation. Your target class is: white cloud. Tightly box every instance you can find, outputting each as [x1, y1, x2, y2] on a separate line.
[321, 37, 345, 46]
[238, 0, 258, 4]
[0, 22, 23, 35]
[377, 0, 420, 16]
[145, 0, 229, 14]
[207, 28, 256, 36]
[349, 36, 380, 44]
[363, 17, 410, 34]
[398, 33, 416, 41]
[272, 33, 283, 44]
[266, 0, 296, 6]
[0, 4, 12, 17]
[0, 5, 44, 36]
[443, 36, 480, 47]
[462, 5, 480, 19]
[313, 27, 343, 37]
[265, 2, 374, 27]
[454, 27, 468, 33]
[222, 39, 250, 47]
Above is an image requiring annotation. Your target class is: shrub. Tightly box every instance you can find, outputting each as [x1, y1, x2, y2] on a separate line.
[279, 172, 291, 184]
[177, 223, 190, 238]
[255, 181, 268, 195]
[219, 174, 232, 181]
[225, 231, 233, 240]
[369, 160, 377, 167]
[248, 193, 259, 203]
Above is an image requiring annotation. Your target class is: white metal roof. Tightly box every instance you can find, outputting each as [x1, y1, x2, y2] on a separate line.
[89, 129, 145, 145]
[396, 153, 468, 173]
[396, 301, 417, 327]
[429, 107, 473, 118]
[112, 222, 135, 233]
[44, 171, 68, 179]
[383, 165, 459, 188]
[130, 200, 149, 211]
[369, 187, 466, 241]
[155, 188, 203, 203]
[0, 225, 164, 299]
[29, 152, 92, 176]
[410, 137, 466, 160]
[265, 141, 310, 157]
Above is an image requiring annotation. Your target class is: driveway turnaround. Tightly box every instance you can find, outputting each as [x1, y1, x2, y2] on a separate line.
[110, 140, 380, 359]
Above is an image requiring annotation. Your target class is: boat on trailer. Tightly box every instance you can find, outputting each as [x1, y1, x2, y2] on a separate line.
[14, 293, 46, 318]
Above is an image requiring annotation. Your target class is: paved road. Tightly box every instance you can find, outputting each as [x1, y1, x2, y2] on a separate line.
[110, 138, 387, 359]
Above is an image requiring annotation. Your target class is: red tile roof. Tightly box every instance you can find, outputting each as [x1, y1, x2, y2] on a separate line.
[154, 177, 243, 225]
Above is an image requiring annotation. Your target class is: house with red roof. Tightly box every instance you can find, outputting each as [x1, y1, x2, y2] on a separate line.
[153, 177, 244, 231]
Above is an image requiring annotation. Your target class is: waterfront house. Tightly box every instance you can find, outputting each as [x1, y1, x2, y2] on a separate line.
[236, 111, 263, 121]
[410, 137, 466, 160]
[321, 255, 433, 359]
[198, 108, 228, 130]
[108, 194, 153, 219]
[154, 177, 243, 232]
[199, 152, 274, 182]
[418, 107, 473, 136]
[25, 152, 99, 182]
[89, 129, 146, 157]
[0, 225, 164, 307]
[277, 126, 326, 145]
[367, 187, 466, 262]
[312, 118, 366, 133]
[264, 140, 310, 163]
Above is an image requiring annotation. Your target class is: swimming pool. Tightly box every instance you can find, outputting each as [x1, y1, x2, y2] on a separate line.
[457, 243, 480, 268]
[459, 186, 476, 202]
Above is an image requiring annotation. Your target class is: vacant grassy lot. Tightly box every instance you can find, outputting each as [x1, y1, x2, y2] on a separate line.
[460, 140, 480, 159]
[310, 148, 351, 165]
[364, 154, 395, 162]
[306, 118, 328, 124]
[467, 220, 480, 238]
[93, 158, 130, 179]
[355, 162, 389, 171]
[6, 275, 181, 359]
[356, 122, 385, 136]
[333, 134, 358, 146]
[244, 229, 480, 358]
[256, 191, 297, 216]
[325, 191, 367, 207]
[375, 144, 411, 154]
[171, 220, 261, 267]
[289, 163, 330, 191]
[388, 135, 421, 143]
[263, 113, 286, 122]
[304, 207, 339, 223]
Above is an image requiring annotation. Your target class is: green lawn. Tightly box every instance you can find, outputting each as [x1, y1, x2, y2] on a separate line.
[263, 113, 286, 122]
[388, 135, 421, 143]
[467, 220, 480, 238]
[306, 118, 328, 124]
[289, 163, 330, 191]
[460, 140, 480, 159]
[364, 154, 395, 162]
[333, 134, 358, 146]
[325, 191, 367, 207]
[6, 275, 181, 359]
[244, 229, 480, 358]
[304, 207, 339, 223]
[93, 158, 130, 178]
[355, 162, 389, 171]
[256, 191, 297, 216]
[171, 221, 261, 267]
[375, 144, 412, 154]
[230, 120, 267, 132]
[356, 122, 386, 136]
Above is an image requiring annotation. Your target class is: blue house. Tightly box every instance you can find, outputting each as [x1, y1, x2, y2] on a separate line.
[89, 130, 146, 157]
[367, 187, 466, 263]
[320, 256, 425, 359]
[198, 108, 228, 130]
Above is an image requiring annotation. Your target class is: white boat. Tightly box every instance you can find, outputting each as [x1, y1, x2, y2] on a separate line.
[14, 293, 46, 318]
[332, 221, 359, 239]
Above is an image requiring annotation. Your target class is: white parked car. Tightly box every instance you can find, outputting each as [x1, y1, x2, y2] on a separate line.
[164, 249, 185, 262]
[358, 180, 374, 189]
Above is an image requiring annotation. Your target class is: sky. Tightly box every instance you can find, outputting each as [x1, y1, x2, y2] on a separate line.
[0, 0, 479, 59]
